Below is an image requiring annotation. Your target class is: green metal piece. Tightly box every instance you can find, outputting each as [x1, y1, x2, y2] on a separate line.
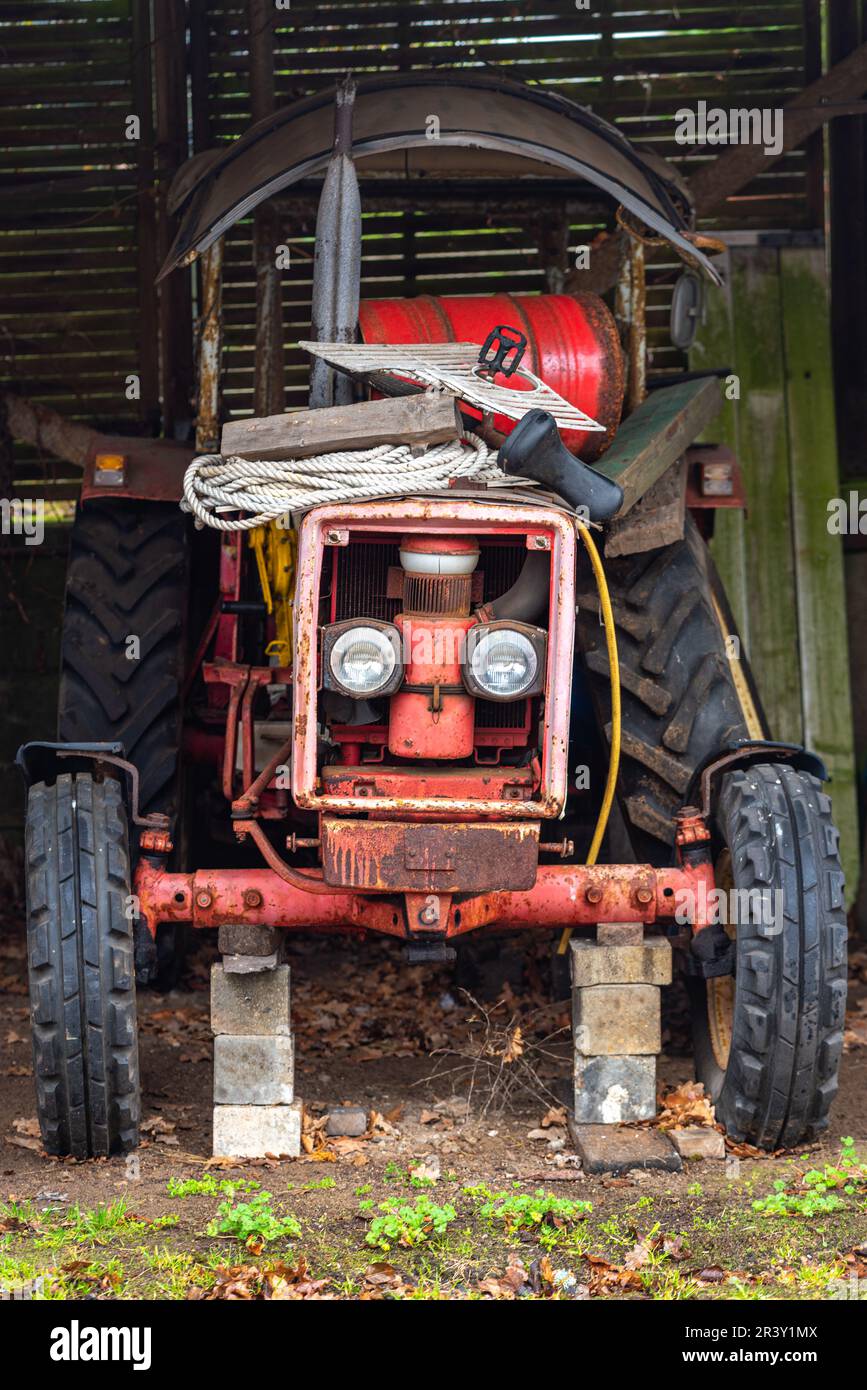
[592, 376, 722, 514]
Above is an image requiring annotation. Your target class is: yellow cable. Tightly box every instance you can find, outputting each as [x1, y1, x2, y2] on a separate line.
[557, 521, 621, 955]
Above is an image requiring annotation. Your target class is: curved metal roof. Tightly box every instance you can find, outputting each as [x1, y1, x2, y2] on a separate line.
[161, 72, 720, 283]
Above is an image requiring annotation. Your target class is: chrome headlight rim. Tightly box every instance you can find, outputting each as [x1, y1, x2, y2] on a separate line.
[321, 619, 404, 698]
[462, 620, 547, 701]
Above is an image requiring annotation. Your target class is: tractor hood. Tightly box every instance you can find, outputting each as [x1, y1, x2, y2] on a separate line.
[160, 72, 720, 283]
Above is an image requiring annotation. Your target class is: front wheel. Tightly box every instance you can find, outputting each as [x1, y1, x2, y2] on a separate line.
[25, 773, 140, 1157]
[688, 762, 848, 1150]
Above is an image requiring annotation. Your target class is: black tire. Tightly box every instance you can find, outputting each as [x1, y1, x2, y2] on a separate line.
[25, 773, 140, 1157]
[58, 501, 188, 818]
[689, 763, 847, 1149]
[577, 515, 765, 863]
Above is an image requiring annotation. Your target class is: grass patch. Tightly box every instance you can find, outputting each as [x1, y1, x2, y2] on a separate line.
[167, 1175, 261, 1199]
[753, 1138, 867, 1218]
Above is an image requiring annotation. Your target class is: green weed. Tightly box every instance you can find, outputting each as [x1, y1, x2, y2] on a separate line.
[365, 1195, 457, 1252]
[206, 1193, 301, 1245]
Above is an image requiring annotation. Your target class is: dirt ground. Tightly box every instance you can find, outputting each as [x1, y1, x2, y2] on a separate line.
[2, 909, 867, 1302]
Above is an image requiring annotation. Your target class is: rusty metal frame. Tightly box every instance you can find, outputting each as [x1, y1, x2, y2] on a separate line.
[133, 856, 716, 939]
[194, 237, 224, 453]
[290, 496, 577, 819]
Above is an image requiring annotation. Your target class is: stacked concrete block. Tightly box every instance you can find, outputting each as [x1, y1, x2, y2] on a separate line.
[570, 927, 672, 1125]
[211, 959, 302, 1157]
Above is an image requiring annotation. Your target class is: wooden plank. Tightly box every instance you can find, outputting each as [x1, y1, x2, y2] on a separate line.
[220, 392, 462, 460]
[729, 246, 802, 744]
[690, 39, 867, 216]
[605, 459, 687, 558]
[592, 377, 722, 514]
[779, 244, 859, 900]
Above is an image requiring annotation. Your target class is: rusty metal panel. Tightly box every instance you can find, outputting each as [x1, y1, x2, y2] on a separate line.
[321, 765, 536, 803]
[292, 496, 577, 820]
[321, 818, 540, 893]
[80, 435, 194, 504]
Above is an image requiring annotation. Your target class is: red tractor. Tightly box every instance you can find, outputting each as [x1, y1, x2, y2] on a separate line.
[20, 75, 846, 1159]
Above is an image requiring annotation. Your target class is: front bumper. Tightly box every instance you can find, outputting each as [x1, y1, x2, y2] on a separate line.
[134, 857, 716, 939]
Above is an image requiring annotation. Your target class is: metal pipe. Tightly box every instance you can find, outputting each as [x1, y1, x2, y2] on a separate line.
[195, 239, 224, 452]
[477, 550, 550, 625]
[309, 76, 361, 409]
[248, 0, 284, 417]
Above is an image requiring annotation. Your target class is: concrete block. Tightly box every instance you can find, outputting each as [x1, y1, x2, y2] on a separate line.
[325, 1106, 368, 1138]
[213, 1034, 294, 1105]
[573, 983, 661, 1055]
[670, 1126, 726, 1160]
[222, 952, 280, 974]
[569, 1121, 681, 1174]
[573, 1053, 657, 1124]
[213, 1102, 302, 1158]
[598, 922, 644, 945]
[211, 962, 291, 1036]
[219, 923, 281, 957]
[570, 936, 672, 988]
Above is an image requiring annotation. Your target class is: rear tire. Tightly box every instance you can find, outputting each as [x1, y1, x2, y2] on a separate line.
[58, 500, 187, 818]
[58, 500, 189, 988]
[25, 773, 140, 1157]
[577, 515, 764, 863]
[689, 763, 847, 1149]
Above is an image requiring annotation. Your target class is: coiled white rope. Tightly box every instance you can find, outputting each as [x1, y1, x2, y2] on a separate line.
[182, 433, 512, 531]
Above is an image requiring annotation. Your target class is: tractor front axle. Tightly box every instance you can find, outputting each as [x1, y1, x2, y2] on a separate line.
[134, 858, 716, 940]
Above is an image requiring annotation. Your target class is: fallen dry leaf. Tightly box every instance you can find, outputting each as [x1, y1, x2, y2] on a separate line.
[656, 1081, 716, 1130]
[541, 1106, 568, 1129]
[501, 1025, 524, 1064]
[409, 1157, 440, 1184]
[192, 1258, 331, 1301]
[140, 1115, 176, 1137]
[369, 1110, 399, 1138]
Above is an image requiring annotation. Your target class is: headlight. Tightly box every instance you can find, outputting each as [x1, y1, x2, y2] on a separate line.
[463, 622, 547, 701]
[322, 620, 403, 698]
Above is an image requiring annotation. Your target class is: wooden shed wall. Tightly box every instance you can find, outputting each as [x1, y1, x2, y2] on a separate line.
[2, 0, 823, 489]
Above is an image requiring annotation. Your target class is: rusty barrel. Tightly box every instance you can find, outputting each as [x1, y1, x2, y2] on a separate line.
[358, 291, 624, 460]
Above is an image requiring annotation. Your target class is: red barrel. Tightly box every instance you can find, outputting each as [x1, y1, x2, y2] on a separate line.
[358, 292, 624, 460]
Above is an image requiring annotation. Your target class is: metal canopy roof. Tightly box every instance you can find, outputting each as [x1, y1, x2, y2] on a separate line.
[161, 72, 720, 283]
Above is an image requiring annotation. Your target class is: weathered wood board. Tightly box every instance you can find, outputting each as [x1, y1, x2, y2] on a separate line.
[779, 245, 858, 893]
[220, 393, 462, 461]
[691, 244, 859, 902]
[605, 458, 687, 557]
[593, 377, 722, 514]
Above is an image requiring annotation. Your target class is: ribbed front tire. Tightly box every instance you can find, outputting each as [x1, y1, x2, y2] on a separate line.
[25, 773, 140, 1157]
[689, 763, 847, 1149]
